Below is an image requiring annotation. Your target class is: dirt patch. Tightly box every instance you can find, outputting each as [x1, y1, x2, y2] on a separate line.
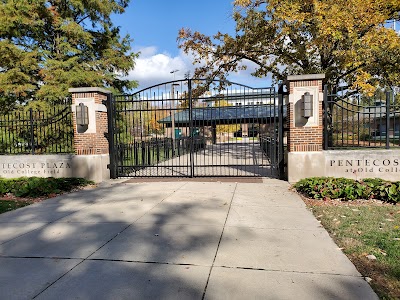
[300, 195, 396, 208]
[348, 254, 400, 299]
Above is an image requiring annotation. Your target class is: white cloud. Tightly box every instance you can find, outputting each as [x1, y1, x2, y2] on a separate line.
[135, 46, 158, 57]
[127, 46, 272, 90]
[127, 47, 194, 89]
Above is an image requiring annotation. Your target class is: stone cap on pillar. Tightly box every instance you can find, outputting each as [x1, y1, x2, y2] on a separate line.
[287, 74, 325, 81]
[68, 87, 112, 94]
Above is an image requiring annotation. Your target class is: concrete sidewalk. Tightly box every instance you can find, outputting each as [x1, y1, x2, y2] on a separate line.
[0, 179, 378, 299]
[133, 142, 273, 177]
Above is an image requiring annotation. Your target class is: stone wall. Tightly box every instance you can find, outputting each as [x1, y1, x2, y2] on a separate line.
[288, 150, 400, 183]
[0, 154, 109, 182]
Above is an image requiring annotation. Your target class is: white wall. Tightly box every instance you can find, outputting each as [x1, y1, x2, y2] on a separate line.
[288, 150, 400, 183]
[0, 154, 110, 183]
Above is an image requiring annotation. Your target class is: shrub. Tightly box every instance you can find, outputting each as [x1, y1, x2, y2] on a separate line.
[294, 177, 399, 203]
[0, 177, 93, 198]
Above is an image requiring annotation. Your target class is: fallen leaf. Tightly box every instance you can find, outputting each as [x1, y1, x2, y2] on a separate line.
[378, 249, 387, 256]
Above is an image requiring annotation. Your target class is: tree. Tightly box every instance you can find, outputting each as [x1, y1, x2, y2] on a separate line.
[0, 0, 137, 110]
[178, 0, 400, 94]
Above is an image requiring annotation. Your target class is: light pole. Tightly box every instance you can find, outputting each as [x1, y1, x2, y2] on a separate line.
[170, 69, 179, 80]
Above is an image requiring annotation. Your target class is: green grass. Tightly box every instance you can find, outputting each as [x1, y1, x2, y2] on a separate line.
[307, 202, 400, 299]
[121, 147, 176, 166]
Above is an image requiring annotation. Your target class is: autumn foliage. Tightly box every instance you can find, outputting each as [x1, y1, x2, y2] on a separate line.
[179, 0, 400, 93]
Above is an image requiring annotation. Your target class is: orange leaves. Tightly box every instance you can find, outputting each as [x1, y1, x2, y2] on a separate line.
[234, 0, 252, 7]
[178, 0, 400, 91]
[178, 28, 189, 40]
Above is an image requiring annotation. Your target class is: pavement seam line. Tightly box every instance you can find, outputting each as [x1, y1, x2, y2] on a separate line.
[201, 182, 238, 300]
[84, 181, 189, 259]
[31, 183, 189, 299]
[219, 225, 326, 231]
[215, 265, 365, 278]
[0, 255, 364, 279]
[32, 259, 86, 299]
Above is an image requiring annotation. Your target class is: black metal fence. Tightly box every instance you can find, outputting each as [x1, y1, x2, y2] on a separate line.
[324, 86, 400, 149]
[117, 137, 206, 172]
[0, 102, 74, 155]
[109, 79, 285, 178]
[259, 136, 279, 165]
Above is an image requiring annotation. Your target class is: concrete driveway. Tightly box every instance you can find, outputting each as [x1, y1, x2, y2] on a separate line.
[133, 141, 275, 177]
[0, 179, 377, 299]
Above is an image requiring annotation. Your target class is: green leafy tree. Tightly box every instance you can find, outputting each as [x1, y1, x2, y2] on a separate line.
[178, 0, 400, 94]
[0, 0, 137, 111]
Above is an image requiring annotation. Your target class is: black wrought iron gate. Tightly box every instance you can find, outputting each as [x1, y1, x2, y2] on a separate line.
[107, 79, 285, 179]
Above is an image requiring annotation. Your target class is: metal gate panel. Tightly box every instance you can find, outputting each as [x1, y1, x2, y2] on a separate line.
[108, 79, 285, 178]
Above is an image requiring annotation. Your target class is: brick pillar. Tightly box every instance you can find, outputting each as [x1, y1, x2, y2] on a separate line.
[68, 87, 111, 182]
[68, 87, 111, 155]
[287, 74, 325, 152]
[286, 74, 326, 182]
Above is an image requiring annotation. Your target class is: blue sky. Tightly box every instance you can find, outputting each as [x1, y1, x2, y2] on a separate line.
[113, 1, 400, 90]
[113, 0, 269, 89]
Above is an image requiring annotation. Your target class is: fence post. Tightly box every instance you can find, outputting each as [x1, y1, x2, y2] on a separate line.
[106, 93, 117, 179]
[188, 79, 194, 178]
[277, 83, 286, 180]
[29, 108, 35, 155]
[323, 85, 329, 150]
[386, 90, 391, 149]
